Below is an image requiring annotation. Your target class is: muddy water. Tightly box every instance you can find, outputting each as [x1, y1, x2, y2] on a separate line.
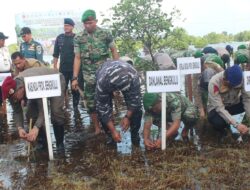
[1, 95, 250, 190]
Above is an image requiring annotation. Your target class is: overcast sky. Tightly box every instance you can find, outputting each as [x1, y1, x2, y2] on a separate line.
[0, 0, 249, 45]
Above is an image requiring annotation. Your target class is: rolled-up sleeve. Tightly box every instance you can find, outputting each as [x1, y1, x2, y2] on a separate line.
[74, 35, 81, 54]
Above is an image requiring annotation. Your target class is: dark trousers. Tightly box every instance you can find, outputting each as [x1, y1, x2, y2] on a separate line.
[101, 109, 142, 144]
[61, 71, 80, 107]
[208, 100, 245, 134]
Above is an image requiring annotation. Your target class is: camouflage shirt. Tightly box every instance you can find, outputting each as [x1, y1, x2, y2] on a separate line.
[74, 26, 115, 72]
[95, 61, 142, 125]
[144, 92, 198, 126]
[20, 39, 44, 62]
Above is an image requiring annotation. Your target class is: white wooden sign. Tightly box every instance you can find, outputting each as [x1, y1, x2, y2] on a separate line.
[24, 74, 61, 99]
[146, 70, 181, 93]
[244, 71, 250, 92]
[24, 74, 62, 160]
[0, 73, 11, 86]
[177, 57, 201, 75]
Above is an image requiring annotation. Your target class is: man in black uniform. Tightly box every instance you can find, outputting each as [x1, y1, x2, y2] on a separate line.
[53, 18, 81, 109]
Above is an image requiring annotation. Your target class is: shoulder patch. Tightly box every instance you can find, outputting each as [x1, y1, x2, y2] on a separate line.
[213, 85, 219, 94]
[36, 46, 42, 54]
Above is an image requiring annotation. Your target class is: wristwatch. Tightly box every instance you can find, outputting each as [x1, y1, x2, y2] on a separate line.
[233, 123, 240, 129]
[124, 114, 131, 120]
[71, 76, 78, 81]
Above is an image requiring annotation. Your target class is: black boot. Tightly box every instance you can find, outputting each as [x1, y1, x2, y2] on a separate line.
[100, 121, 117, 146]
[72, 90, 80, 109]
[130, 110, 142, 146]
[53, 125, 65, 150]
[35, 128, 48, 151]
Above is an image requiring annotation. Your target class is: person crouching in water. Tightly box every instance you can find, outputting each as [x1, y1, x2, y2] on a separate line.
[95, 60, 142, 146]
[1, 67, 66, 150]
[143, 93, 199, 150]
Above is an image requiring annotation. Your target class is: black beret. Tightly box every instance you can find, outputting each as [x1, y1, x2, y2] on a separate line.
[64, 18, 75, 26]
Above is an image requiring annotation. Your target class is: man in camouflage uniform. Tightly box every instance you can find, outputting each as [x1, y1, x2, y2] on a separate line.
[72, 9, 119, 134]
[11, 51, 44, 76]
[20, 27, 44, 62]
[95, 60, 142, 145]
[143, 92, 199, 150]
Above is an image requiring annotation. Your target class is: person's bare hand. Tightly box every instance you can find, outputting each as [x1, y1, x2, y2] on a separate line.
[71, 80, 78, 91]
[144, 138, 155, 150]
[154, 139, 161, 149]
[26, 127, 39, 142]
[237, 124, 249, 134]
[111, 130, 121, 142]
[18, 128, 27, 139]
[120, 117, 130, 132]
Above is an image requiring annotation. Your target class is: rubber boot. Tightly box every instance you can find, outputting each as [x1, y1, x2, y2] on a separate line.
[36, 127, 48, 151]
[72, 90, 80, 110]
[53, 125, 65, 150]
[100, 121, 117, 146]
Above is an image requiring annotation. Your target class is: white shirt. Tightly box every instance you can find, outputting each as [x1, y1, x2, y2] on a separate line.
[0, 46, 11, 72]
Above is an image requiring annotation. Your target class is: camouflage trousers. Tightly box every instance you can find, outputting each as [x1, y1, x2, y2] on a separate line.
[182, 105, 199, 127]
[81, 63, 102, 113]
[152, 105, 199, 128]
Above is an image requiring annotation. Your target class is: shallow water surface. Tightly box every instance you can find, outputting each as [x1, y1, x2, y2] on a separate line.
[1, 95, 250, 190]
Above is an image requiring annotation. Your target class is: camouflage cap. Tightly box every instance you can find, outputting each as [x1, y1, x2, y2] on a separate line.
[143, 93, 160, 111]
[120, 56, 134, 65]
[205, 54, 224, 68]
[193, 50, 203, 58]
[235, 49, 250, 64]
[81, 9, 96, 22]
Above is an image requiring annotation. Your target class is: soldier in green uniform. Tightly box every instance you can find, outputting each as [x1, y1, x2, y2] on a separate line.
[143, 93, 199, 150]
[72, 9, 119, 135]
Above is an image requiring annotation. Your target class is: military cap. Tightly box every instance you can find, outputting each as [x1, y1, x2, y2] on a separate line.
[64, 18, 75, 26]
[1, 76, 16, 100]
[81, 9, 96, 22]
[225, 64, 243, 87]
[20, 27, 31, 36]
[0, 32, 8, 40]
[143, 93, 160, 111]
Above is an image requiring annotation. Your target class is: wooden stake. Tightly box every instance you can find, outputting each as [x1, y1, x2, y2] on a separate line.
[27, 118, 32, 161]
